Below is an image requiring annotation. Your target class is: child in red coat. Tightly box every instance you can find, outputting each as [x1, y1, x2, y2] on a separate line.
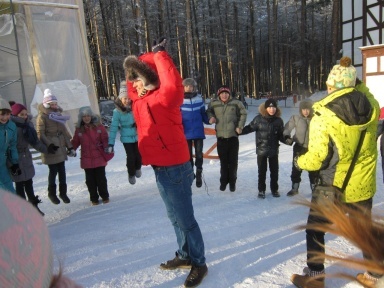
[71, 106, 110, 205]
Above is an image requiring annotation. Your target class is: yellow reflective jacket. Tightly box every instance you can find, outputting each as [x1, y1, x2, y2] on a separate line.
[297, 86, 379, 203]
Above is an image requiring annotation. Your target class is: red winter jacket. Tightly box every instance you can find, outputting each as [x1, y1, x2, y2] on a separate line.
[127, 52, 189, 166]
[71, 124, 109, 169]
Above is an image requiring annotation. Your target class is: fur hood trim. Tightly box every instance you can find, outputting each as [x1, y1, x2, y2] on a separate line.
[299, 99, 314, 118]
[258, 102, 282, 117]
[123, 54, 159, 91]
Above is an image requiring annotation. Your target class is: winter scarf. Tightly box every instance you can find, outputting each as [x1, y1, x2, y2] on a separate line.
[11, 116, 39, 146]
[48, 112, 70, 125]
[16, 121, 38, 145]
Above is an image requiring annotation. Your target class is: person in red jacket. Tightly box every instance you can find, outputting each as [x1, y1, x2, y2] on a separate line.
[71, 106, 110, 205]
[124, 38, 207, 288]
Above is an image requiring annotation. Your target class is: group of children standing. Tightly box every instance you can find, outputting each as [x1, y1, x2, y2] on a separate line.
[205, 86, 316, 197]
[0, 79, 316, 217]
[0, 84, 142, 214]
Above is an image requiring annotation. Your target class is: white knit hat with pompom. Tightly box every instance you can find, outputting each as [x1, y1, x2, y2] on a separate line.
[43, 89, 58, 108]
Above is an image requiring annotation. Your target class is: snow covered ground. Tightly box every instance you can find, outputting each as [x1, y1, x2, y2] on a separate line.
[34, 92, 384, 287]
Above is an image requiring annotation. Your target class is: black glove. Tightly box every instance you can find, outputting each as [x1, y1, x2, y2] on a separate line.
[152, 37, 167, 53]
[67, 148, 77, 157]
[48, 143, 59, 154]
[284, 135, 293, 146]
[105, 144, 114, 154]
[10, 164, 22, 176]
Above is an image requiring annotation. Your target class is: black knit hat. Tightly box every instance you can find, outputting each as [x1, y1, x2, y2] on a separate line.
[265, 98, 277, 108]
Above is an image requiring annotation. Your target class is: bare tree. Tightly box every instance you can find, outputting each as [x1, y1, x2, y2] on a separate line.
[82, 0, 335, 100]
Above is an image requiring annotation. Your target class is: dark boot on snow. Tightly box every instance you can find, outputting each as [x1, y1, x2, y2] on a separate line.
[59, 183, 70, 204]
[287, 183, 300, 197]
[29, 195, 45, 216]
[160, 252, 192, 270]
[184, 264, 208, 288]
[272, 190, 280, 197]
[48, 185, 60, 205]
[258, 191, 265, 199]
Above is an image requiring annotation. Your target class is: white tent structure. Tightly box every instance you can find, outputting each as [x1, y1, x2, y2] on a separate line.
[0, 0, 97, 132]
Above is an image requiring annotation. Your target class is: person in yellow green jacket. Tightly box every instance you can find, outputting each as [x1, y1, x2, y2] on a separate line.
[291, 57, 380, 288]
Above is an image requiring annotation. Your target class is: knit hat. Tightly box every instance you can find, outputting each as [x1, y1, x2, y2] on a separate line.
[11, 103, 27, 116]
[217, 86, 231, 97]
[42, 89, 58, 108]
[0, 98, 11, 111]
[0, 189, 53, 287]
[124, 53, 159, 91]
[77, 106, 99, 128]
[265, 98, 277, 108]
[326, 56, 357, 89]
[118, 81, 128, 99]
[183, 78, 197, 88]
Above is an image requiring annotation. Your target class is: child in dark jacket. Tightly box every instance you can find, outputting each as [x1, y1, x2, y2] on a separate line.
[71, 106, 110, 205]
[108, 81, 142, 185]
[241, 98, 284, 198]
[10, 102, 50, 215]
[283, 99, 319, 196]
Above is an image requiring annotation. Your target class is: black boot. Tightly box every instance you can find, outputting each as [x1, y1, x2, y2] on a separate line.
[48, 185, 60, 205]
[29, 195, 45, 216]
[196, 169, 203, 188]
[184, 264, 208, 287]
[258, 191, 266, 199]
[59, 183, 70, 204]
[287, 183, 300, 197]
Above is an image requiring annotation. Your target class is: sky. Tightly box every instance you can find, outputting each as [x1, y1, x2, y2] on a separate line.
[33, 92, 384, 288]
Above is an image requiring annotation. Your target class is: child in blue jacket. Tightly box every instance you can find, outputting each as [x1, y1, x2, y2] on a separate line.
[0, 98, 20, 193]
[181, 78, 209, 188]
[108, 81, 142, 185]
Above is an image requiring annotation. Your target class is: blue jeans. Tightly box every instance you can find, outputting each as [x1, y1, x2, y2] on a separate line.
[153, 161, 206, 266]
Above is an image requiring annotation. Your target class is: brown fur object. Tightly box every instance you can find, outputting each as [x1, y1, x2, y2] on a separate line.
[340, 56, 352, 68]
[295, 197, 384, 287]
[123, 55, 159, 91]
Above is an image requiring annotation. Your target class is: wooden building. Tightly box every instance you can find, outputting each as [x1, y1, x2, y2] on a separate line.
[341, 0, 384, 107]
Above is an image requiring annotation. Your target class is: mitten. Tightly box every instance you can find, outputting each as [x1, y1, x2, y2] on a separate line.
[48, 143, 59, 154]
[67, 148, 77, 157]
[152, 37, 167, 53]
[10, 164, 22, 176]
[105, 145, 114, 154]
[293, 156, 302, 171]
[284, 135, 293, 146]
